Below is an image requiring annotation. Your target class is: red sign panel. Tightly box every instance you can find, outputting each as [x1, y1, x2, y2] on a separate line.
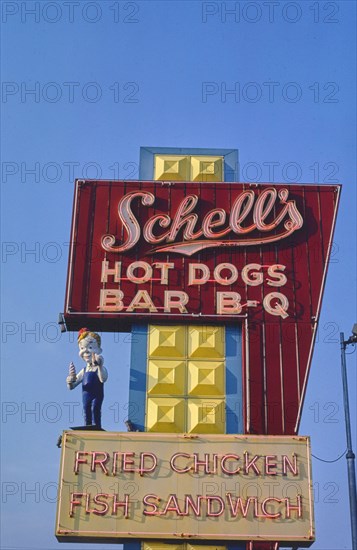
[64, 179, 340, 434]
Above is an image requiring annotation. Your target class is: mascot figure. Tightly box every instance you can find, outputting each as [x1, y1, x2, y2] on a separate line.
[66, 328, 108, 428]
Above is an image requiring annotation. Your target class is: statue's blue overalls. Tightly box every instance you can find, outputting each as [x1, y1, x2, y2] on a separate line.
[82, 368, 104, 427]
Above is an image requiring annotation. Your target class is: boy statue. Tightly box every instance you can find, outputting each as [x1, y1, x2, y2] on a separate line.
[66, 328, 108, 428]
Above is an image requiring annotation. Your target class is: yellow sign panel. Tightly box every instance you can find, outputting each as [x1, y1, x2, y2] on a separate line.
[154, 154, 224, 182]
[56, 432, 315, 546]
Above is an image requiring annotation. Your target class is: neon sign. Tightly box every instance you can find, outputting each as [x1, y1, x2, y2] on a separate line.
[101, 188, 303, 256]
[56, 431, 315, 544]
[98, 261, 290, 318]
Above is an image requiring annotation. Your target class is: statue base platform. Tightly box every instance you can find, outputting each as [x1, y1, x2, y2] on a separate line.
[70, 425, 105, 431]
[57, 426, 105, 447]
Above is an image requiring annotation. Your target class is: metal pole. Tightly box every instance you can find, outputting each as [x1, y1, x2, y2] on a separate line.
[340, 332, 357, 550]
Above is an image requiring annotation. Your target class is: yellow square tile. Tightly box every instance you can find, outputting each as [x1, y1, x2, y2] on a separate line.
[188, 326, 224, 358]
[146, 397, 185, 432]
[147, 359, 186, 395]
[187, 398, 225, 434]
[144, 544, 182, 550]
[149, 325, 186, 358]
[154, 154, 190, 181]
[190, 155, 223, 182]
[188, 360, 225, 396]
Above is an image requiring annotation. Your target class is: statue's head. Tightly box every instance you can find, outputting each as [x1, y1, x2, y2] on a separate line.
[77, 328, 102, 363]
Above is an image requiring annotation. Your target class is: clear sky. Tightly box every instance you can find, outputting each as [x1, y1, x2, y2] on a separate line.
[1, 1, 356, 549]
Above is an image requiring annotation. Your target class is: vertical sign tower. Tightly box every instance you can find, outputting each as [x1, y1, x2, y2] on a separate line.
[127, 146, 244, 550]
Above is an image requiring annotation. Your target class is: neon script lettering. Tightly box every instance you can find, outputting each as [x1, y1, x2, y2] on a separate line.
[101, 188, 303, 257]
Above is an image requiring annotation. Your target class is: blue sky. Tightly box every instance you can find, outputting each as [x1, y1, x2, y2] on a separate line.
[1, 1, 356, 549]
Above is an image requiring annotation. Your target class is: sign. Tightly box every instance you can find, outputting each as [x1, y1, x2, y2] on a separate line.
[56, 431, 315, 545]
[63, 180, 340, 434]
[64, 180, 339, 326]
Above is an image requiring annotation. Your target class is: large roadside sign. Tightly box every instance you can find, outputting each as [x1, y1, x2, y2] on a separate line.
[63, 180, 340, 434]
[56, 431, 314, 546]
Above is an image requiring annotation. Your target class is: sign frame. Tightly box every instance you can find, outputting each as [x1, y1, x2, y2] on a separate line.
[56, 431, 315, 546]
